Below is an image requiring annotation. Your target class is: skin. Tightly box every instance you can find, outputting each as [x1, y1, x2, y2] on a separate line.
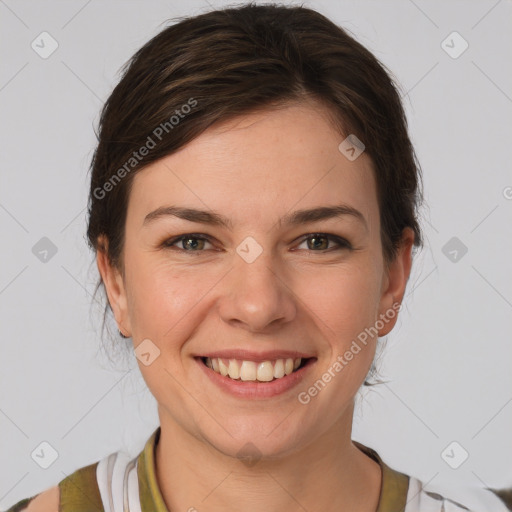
[23, 485, 59, 511]
[97, 100, 414, 512]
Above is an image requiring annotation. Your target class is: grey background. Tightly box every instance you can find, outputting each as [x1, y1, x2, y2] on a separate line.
[1, 0, 511, 508]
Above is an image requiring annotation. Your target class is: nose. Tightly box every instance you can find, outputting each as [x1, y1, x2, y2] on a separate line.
[216, 246, 297, 333]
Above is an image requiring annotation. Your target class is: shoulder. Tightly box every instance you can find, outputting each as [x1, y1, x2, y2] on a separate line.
[406, 475, 511, 512]
[58, 460, 104, 510]
[5, 460, 103, 512]
[5, 429, 159, 512]
[4, 485, 59, 512]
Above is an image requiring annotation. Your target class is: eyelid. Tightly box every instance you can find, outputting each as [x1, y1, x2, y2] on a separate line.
[295, 233, 352, 250]
[162, 233, 214, 250]
[162, 232, 352, 252]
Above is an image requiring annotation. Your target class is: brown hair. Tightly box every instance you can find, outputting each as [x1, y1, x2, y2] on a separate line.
[86, 3, 424, 383]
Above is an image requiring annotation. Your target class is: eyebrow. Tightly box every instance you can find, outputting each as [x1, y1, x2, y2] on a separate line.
[143, 203, 368, 231]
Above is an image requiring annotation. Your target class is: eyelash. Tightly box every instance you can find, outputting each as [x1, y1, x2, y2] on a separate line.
[161, 232, 352, 254]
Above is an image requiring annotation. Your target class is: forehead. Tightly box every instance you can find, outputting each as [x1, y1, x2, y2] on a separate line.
[128, 102, 379, 232]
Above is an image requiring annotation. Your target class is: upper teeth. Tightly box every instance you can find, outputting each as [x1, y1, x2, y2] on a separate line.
[205, 357, 302, 382]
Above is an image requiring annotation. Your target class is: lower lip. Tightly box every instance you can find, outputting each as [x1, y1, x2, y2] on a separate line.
[195, 357, 316, 399]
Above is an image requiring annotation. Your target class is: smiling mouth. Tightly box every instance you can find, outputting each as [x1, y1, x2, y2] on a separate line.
[200, 356, 314, 382]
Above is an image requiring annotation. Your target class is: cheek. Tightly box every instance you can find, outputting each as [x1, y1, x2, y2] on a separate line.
[301, 258, 382, 338]
[306, 264, 383, 395]
[124, 254, 217, 339]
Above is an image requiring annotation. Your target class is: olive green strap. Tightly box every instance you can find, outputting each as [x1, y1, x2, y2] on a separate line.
[58, 461, 104, 511]
[137, 427, 169, 511]
[353, 441, 409, 512]
[377, 463, 409, 512]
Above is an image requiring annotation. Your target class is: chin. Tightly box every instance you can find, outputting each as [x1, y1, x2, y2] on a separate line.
[203, 420, 310, 463]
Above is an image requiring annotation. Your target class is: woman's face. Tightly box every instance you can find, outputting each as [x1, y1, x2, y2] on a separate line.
[99, 101, 413, 459]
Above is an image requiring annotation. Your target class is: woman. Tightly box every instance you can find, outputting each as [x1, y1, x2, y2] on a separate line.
[6, 3, 509, 512]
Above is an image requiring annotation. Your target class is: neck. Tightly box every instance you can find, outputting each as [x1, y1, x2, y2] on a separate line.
[154, 402, 382, 512]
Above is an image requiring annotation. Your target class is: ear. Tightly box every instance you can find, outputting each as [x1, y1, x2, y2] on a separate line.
[377, 227, 415, 336]
[96, 235, 132, 337]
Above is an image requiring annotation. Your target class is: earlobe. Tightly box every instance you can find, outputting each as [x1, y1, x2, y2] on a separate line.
[377, 228, 415, 336]
[96, 236, 131, 337]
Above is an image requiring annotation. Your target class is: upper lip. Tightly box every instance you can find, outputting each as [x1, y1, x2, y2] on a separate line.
[196, 349, 316, 362]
